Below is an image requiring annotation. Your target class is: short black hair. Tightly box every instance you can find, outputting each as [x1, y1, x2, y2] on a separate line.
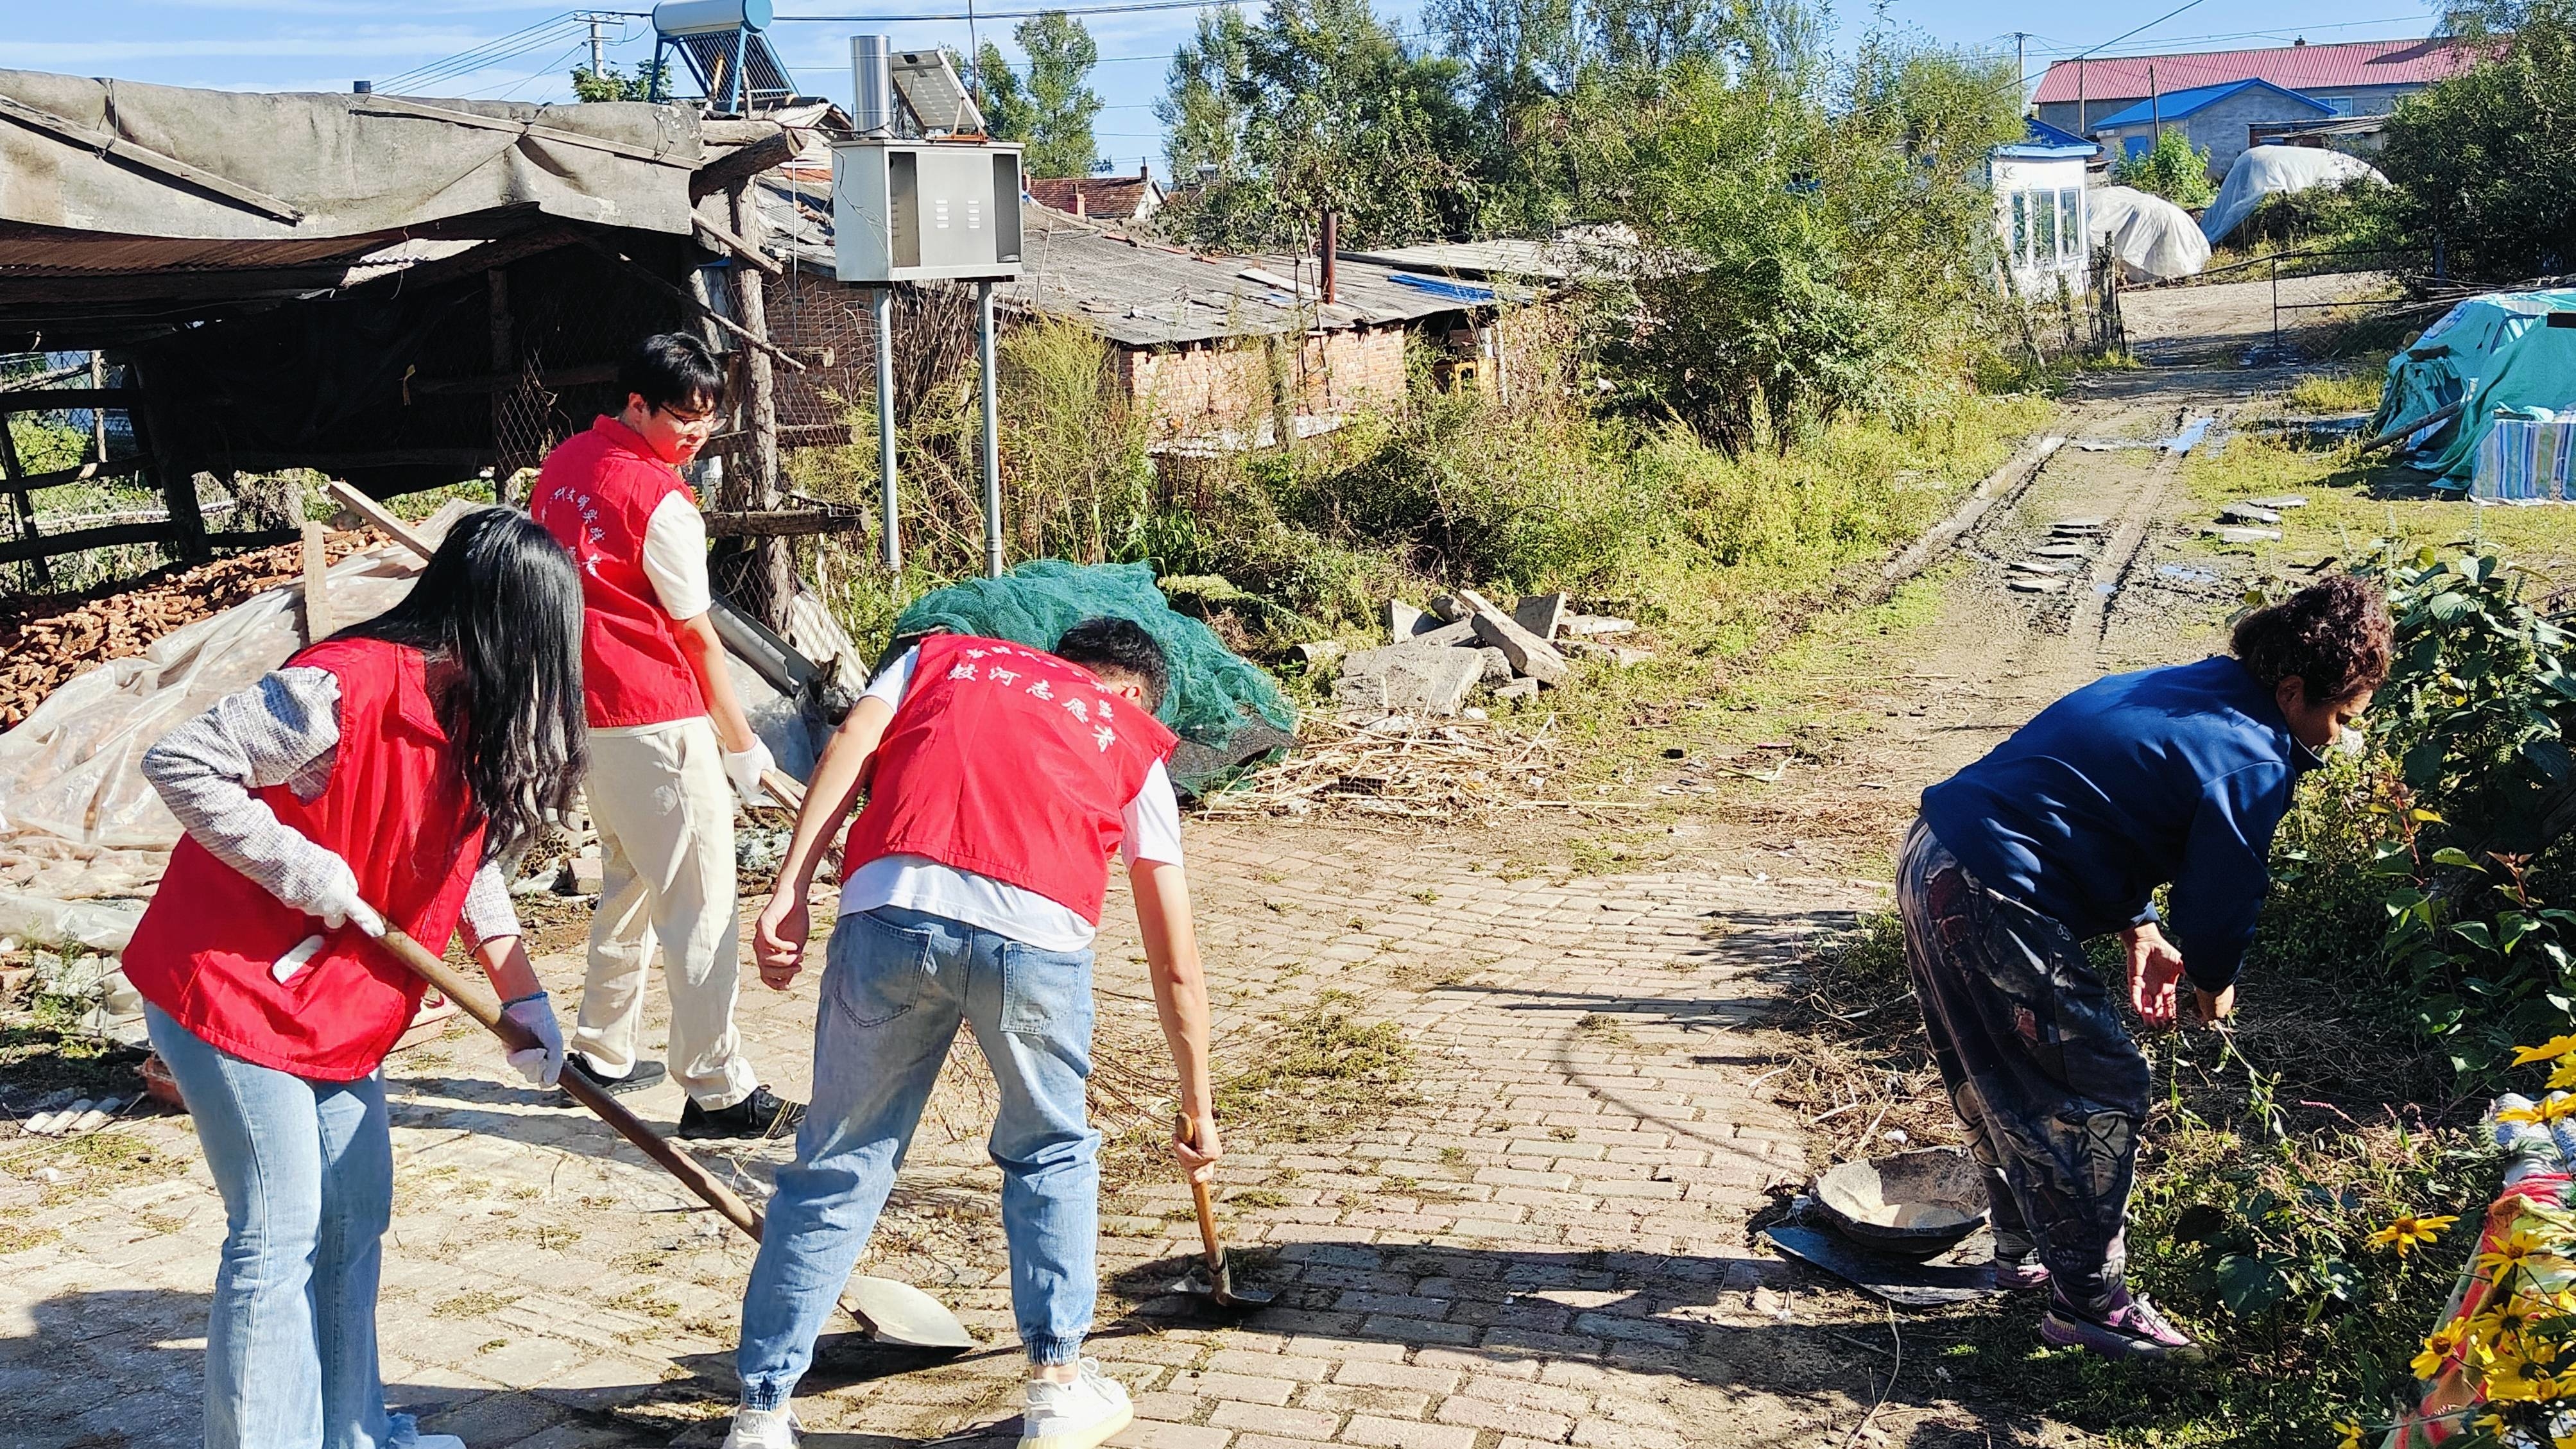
[619, 332, 723, 415]
[1054, 617, 1169, 712]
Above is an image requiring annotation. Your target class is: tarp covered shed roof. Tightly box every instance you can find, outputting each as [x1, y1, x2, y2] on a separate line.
[757, 179, 1532, 348]
[2374, 291, 2576, 481]
[0, 69, 722, 348]
[1995, 116, 2102, 159]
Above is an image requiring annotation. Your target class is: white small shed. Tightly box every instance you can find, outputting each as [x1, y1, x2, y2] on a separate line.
[1989, 118, 2100, 300]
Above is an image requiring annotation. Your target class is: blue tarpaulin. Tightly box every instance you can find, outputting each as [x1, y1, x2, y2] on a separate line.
[1389, 273, 1498, 304]
[2373, 290, 2576, 481]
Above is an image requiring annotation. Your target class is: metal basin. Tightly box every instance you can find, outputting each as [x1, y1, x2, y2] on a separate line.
[1812, 1147, 1988, 1260]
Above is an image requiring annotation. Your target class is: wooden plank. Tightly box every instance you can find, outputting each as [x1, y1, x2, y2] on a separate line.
[0, 388, 132, 411]
[0, 518, 174, 565]
[350, 97, 693, 167]
[301, 521, 333, 642]
[1, 455, 151, 495]
[695, 212, 783, 276]
[323, 478, 434, 561]
[412, 362, 617, 397]
[703, 508, 872, 538]
[0, 401, 47, 588]
[217, 449, 492, 472]
[690, 129, 796, 200]
[0, 92, 304, 223]
[731, 177, 790, 631]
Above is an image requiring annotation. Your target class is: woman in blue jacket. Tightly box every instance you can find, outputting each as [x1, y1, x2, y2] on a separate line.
[1903, 576, 2391, 1361]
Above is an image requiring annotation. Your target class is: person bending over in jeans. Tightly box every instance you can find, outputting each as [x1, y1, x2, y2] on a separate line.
[725, 619, 1219, 1449]
[1903, 576, 2391, 1361]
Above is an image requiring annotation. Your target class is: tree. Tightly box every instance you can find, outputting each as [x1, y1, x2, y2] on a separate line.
[2110, 128, 2218, 211]
[1155, 0, 1477, 250]
[2380, 0, 2576, 279]
[570, 62, 664, 101]
[973, 12, 1104, 178]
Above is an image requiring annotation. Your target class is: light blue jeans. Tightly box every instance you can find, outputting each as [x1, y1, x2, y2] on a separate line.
[145, 1004, 425, 1449]
[737, 905, 1100, 1408]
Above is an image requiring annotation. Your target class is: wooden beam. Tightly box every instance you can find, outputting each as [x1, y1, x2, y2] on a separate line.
[0, 93, 305, 223]
[0, 397, 47, 588]
[0, 268, 356, 305]
[216, 449, 493, 472]
[730, 176, 790, 631]
[301, 521, 334, 642]
[413, 362, 617, 397]
[0, 388, 132, 411]
[691, 129, 797, 199]
[567, 231, 809, 373]
[1, 455, 151, 496]
[0, 518, 173, 565]
[694, 213, 784, 276]
[351, 97, 694, 167]
[324, 478, 435, 561]
[703, 508, 872, 538]
[341, 225, 583, 298]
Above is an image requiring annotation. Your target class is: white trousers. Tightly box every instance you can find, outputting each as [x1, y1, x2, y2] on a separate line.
[572, 718, 759, 1109]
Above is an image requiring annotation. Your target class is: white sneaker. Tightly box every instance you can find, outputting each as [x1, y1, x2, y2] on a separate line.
[1020, 1360, 1133, 1449]
[721, 1405, 802, 1449]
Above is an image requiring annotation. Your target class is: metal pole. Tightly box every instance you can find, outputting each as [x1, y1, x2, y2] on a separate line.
[875, 285, 900, 571]
[978, 279, 1002, 579]
[588, 17, 605, 80]
[2271, 255, 2281, 352]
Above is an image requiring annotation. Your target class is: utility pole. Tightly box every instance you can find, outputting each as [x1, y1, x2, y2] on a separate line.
[589, 16, 606, 80]
[2149, 64, 2162, 142]
[2012, 33, 2029, 116]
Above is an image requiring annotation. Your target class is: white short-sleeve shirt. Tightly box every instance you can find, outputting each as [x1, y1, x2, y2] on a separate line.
[836, 645, 1183, 950]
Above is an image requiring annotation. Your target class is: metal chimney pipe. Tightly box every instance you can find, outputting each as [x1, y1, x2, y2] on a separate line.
[1321, 209, 1338, 305]
[852, 35, 894, 135]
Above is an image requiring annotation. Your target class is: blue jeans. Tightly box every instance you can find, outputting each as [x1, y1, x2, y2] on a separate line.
[144, 1004, 424, 1449]
[737, 905, 1100, 1407]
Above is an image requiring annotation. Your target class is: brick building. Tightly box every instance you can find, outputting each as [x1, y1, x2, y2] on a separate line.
[2031, 36, 2480, 138]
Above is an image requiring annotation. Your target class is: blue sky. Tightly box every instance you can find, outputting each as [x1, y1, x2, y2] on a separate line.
[1, 0, 2450, 176]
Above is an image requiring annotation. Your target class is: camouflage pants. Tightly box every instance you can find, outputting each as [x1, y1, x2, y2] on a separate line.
[1896, 818, 2151, 1308]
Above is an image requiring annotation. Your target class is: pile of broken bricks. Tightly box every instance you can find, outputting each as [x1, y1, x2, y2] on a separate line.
[1316, 588, 1646, 717]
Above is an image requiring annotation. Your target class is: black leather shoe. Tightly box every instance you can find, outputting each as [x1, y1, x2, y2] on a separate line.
[560, 1056, 668, 1097]
[678, 1085, 805, 1140]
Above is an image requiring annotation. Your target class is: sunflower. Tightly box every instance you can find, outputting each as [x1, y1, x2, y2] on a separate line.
[2550, 1058, 2576, 1091]
[2496, 1097, 2576, 1125]
[2414, 1321, 2469, 1380]
[2479, 1228, 2568, 1280]
[2484, 1353, 2551, 1402]
[2333, 1421, 2364, 1449]
[2514, 1035, 2576, 1065]
[2480, 1296, 2545, 1340]
[2371, 1213, 2462, 1257]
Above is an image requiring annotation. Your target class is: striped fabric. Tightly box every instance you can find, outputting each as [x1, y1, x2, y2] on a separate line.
[2473, 413, 2576, 502]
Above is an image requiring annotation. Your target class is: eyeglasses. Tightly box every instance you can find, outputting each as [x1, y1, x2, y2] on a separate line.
[658, 401, 719, 427]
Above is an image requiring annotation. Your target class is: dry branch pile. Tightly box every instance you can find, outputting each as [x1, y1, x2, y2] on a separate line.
[1, 534, 376, 729]
[1195, 713, 1577, 821]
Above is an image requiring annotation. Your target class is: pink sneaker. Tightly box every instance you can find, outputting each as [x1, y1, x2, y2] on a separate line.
[2039, 1290, 2203, 1362]
[1992, 1253, 2050, 1290]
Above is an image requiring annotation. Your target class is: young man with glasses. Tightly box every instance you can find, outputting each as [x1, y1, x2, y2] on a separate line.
[530, 332, 805, 1139]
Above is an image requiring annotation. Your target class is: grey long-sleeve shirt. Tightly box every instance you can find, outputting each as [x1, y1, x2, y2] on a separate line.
[141, 667, 522, 945]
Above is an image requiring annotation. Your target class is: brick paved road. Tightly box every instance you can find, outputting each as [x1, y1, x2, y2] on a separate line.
[0, 820, 1885, 1448]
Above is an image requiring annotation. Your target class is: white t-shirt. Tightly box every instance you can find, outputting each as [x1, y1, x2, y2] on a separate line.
[837, 645, 1183, 951]
[640, 491, 711, 621]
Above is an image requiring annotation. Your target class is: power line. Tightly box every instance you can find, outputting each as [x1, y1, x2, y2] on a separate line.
[772, 0, 1250, 19]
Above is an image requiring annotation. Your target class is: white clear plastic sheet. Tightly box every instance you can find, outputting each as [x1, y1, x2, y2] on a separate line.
[2086, 185, 2211, 283]
[2199, 147, 2387, 246]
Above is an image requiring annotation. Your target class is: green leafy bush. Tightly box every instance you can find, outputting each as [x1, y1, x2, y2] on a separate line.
[2110, 128, 2219, 211]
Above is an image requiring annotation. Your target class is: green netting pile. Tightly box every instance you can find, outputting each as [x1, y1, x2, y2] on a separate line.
[891, 561, 1296, 789]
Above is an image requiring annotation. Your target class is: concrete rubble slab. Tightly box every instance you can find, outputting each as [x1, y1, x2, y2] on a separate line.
[1513, 592, 1569, 641]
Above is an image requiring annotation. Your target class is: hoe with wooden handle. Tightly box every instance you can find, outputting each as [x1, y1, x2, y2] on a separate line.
[372, 922, 975, 1351]
[1174, 1113, 1276, 1310]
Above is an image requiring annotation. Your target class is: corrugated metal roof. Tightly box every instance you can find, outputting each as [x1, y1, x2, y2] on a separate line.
[756, 180, 1531, 347]
[2085, 78, 2336, 130]
[1335, 227, 1636, 282]
[2032, 37, 2479, 105]
[1026, 175, 1160, 220]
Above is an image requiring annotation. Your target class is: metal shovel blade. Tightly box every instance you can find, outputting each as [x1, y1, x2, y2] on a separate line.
[1177, 1251, 1278, 1310]
[843, 1275, 981, 1350]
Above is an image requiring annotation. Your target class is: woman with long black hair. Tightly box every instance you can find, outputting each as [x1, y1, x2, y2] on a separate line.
[121, 508, 587, 1449]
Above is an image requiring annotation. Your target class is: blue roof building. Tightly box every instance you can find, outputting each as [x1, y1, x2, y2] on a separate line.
[2087, 78, 2337, 178]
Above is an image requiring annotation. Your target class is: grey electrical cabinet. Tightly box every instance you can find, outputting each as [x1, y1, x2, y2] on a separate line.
[832, 140, 1025, 284]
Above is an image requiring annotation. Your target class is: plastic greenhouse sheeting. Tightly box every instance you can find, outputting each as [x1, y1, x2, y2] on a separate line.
[891, 561, 1295, 789]
[2087, 185, 2210, 282]
[2199, 146, 2387, 246]
[2371, 289, 2576, 481]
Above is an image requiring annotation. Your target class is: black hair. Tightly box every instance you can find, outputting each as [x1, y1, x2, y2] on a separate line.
[1054, 617, 1169, 712]
[618, 332, 723, 416]
[2233, 575, 2395, 705]
[339, 508, 587, 865]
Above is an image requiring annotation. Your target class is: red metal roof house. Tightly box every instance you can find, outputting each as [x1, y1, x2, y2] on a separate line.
[2032, 36, 2480, 136]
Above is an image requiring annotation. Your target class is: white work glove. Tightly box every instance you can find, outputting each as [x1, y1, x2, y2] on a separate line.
[286, 850, 386, 938]
[499, 991, 565, 1087]
[723, 738, 777, 809]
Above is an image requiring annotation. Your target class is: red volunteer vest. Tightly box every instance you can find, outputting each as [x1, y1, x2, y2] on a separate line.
[530, 416, 708, 728]
[842, 633, 1180, 924]
[123, 639, 486, 1082]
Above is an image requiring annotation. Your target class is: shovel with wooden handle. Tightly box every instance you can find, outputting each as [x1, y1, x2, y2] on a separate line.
[1173, 1113, 1276, 1310]
[372, 923, 975, 1351]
